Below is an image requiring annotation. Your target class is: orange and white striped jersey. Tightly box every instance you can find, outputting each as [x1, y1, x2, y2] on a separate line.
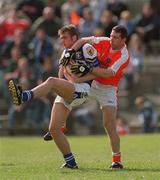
[90, 37, 130, 87]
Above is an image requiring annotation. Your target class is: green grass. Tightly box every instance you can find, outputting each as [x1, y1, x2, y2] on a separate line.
[0, 134, 160, 180]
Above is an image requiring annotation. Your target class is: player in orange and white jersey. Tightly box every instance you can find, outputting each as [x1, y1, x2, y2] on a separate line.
[90, 36, 129, 87]
[66, 25, 129, 169]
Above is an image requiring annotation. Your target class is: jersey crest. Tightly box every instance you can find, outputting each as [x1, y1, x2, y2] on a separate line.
[86, 46, 94, 56]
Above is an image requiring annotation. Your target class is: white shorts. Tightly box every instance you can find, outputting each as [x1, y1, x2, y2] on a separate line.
[54, 82, 90, 110]
[89, 80, 118, 108]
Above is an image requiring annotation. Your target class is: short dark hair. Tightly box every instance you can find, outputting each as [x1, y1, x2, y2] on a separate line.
[58, 24, 79, 39]
[112, 25, 128, 39]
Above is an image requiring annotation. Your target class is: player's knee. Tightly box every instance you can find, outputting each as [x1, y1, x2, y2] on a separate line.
[103, 120, 116, 133]
[103, 120, 109, 130]
[49, 126, 61, 138]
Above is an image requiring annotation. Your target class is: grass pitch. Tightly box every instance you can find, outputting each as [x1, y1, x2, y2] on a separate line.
[0, 134, 160, 180]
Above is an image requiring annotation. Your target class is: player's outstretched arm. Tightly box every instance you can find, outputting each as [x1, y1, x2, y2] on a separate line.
[71, 37, 94, 50]
[71, 65, 115, 78]
[71, 36, 110, 51]
[91, 67, 115, 78]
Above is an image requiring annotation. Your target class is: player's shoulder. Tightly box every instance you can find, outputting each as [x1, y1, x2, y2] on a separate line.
[121, 45, 129, 58]
[82, 43, 97, 59]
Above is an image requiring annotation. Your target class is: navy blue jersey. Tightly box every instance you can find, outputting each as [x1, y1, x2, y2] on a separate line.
[62, 43, 99, 85]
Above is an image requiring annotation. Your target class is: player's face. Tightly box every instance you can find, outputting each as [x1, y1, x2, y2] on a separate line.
[110, 30, 126, 50]
[59, 32, 77, 49]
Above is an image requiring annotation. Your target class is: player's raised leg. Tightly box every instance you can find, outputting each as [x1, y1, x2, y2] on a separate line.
[8, 80, 23, 105]
[8, 77, 75, 105]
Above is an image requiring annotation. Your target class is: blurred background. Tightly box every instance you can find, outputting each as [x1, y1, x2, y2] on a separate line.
[0, 0, 159, 136]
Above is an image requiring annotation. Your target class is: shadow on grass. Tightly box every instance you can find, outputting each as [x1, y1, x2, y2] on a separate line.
[0, 163, 15, 166]
[77, 167, 160, 173]
[2, 163, 160, 173]
[123, 167, 160, 172]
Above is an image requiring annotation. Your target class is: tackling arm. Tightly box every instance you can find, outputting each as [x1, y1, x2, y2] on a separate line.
[71, 36, 110, 51]
[91, 67, 115, 78]
[71, 37, 95, 50]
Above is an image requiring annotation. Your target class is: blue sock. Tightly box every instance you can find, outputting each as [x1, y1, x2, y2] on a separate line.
[63, 153, 77, 167]
[22, 90, 34, 102]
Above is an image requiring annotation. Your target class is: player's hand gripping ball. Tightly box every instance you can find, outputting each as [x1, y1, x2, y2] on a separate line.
[59, 49, 76, 66]
[71, 64, 92, 77]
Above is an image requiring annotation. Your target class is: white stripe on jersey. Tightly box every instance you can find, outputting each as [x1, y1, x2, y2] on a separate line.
[111, 46, 129, 74]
